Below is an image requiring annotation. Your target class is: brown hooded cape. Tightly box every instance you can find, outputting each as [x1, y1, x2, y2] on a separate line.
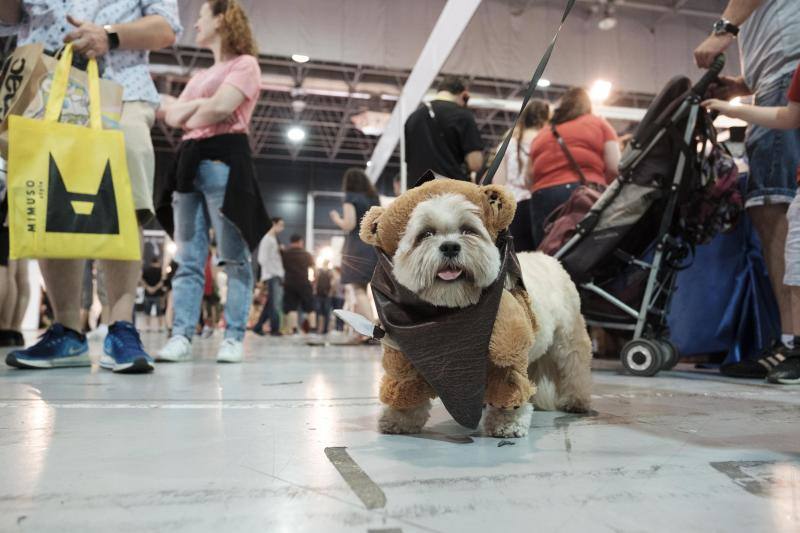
[370, 231, 524, 428]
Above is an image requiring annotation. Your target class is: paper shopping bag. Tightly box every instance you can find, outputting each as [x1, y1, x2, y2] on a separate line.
[0, 43, 124, 158]
[6, 44, 140, 260]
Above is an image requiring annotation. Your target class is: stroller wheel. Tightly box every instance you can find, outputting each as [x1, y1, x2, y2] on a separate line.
[656, 339, 680, 370]
[620, 339, 663, 377]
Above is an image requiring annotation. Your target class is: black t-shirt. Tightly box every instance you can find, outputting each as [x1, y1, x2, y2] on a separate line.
[404, 100, 484, 182]
[282, 247, 314, 289]
[142, 266, 162, 288]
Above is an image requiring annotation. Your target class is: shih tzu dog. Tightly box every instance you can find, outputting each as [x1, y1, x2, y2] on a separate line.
[381, 188, 592, 438]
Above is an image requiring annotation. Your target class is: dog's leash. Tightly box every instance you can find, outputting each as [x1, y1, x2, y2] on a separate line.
[480, 0, 577, 186]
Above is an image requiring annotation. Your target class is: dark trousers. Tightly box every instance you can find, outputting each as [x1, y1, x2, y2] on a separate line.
[331, 296, 345, 330]
[529, 182, 579, 249]
[316, 295, 332, 333]
[254, 276, 283, 333]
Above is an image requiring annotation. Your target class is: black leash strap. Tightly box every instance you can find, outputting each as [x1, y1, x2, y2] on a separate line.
[480, 0, 577, 185]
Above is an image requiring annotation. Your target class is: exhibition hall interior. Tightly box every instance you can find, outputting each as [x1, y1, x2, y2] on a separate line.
[0, 0, 798, 531]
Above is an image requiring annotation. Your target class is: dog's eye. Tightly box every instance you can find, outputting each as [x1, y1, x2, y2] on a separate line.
[460, 226, 478, 236]
[415, 229, 435, 245]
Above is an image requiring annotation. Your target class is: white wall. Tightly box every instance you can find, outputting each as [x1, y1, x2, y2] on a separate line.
[176, 0, 740, 94]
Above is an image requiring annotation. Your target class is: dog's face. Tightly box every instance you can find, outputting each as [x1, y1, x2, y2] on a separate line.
[392, 193, 501, 308]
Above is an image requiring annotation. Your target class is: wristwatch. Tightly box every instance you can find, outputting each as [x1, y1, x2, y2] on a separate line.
[712, 19, 739, 37]
[103, 25, 120, 50]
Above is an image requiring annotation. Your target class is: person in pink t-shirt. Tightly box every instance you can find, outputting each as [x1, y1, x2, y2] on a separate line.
[155, 0, 266, 364]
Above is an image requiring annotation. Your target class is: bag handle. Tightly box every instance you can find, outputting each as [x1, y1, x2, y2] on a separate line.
[480, 0, 576, 185]
[551, 124, 587, 185]
[43, 43, 102, 130]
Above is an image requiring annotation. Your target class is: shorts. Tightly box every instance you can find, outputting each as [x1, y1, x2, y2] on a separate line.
[120, 101, 157, 224]
[143, 294, 164, 316]
[283, 284, 314, 313]
[744, 74, 800, 208]
[784, 191, 800, 286]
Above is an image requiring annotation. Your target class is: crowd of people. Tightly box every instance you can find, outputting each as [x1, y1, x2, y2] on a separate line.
[0, 0, 798, 385]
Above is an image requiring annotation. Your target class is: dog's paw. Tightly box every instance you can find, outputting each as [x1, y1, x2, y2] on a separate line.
[482, 404, 533, 438]
[378, 403, 430, 434]
[560, 397, 591, 414]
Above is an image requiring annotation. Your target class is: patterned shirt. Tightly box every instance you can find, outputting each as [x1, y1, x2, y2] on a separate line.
[0, 0, 182, 104]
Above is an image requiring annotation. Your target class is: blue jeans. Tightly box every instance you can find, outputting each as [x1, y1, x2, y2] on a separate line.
[745, 73, 800, 207]
[255, 276, 283, 333]
[528, 182, 579, 249]
[171, 160, 253, 341]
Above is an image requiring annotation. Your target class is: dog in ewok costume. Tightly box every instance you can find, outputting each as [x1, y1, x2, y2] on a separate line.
[358, 175, 593, 438]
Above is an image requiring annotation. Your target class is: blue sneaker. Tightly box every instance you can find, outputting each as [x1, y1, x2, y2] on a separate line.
[101, 321, 154, 374]
[6, 324, 90, 369]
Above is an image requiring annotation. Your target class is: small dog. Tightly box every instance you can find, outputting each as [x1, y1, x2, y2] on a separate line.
[386, 192, 592, 437]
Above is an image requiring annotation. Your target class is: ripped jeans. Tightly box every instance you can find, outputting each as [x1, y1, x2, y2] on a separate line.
[171, 160, 253, 341]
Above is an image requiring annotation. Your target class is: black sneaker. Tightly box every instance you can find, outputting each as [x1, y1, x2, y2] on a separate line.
[720, 341, 794, 379]
[767, 357, 800, 384]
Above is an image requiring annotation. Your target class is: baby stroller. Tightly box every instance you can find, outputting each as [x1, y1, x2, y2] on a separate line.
[553, 56, 742, 376]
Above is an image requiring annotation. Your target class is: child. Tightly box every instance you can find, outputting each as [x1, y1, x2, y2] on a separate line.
[702, 63, 800, 385]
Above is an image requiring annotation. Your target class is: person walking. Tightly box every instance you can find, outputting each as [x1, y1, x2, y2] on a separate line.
[253, 217, 285, 336]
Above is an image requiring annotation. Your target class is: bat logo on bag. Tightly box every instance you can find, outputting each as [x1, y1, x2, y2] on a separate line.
[45, 154, 120, 235]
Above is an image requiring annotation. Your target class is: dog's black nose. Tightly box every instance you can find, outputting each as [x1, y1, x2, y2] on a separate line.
[439, 241, 461, 258]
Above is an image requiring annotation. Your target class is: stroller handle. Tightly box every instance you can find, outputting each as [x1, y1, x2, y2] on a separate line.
[692, 54, 726, 97]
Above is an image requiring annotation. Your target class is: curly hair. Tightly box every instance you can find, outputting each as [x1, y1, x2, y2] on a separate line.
[208, 0, 259, 57]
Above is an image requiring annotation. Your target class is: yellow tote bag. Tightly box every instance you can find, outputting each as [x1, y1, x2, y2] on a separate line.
[6, 44, 140, 260]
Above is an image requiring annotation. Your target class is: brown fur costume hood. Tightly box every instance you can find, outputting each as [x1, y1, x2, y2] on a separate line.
[358, 178, 516, 255]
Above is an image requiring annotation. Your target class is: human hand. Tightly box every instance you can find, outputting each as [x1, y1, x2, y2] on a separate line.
[707, 76, 751, 100]
[329, 210, 341, 224]
[693, 33, 734, 69]
[63, 15, 110, 59]
[701, 98, 735, 116]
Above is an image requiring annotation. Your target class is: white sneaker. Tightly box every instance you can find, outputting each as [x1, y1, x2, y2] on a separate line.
[87, 324, 109, 340]
[156, 335, 192, 362]
[216, 338, 243, 363]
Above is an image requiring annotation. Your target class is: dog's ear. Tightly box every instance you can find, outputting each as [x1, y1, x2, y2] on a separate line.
[480, 184, 516, 232]
[359, 206, 385, 247]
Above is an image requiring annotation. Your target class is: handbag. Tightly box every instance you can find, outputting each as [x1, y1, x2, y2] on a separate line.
[6, 44, 140, 260]
[537, 124, 605, 256]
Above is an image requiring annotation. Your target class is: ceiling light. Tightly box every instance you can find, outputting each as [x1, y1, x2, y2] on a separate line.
[537, 78, 551, 88]
[597, 1, 617, 31]
[291, 54, 310, 64]
[287, 126, 306, 143]
[366, 160, 372, 167]
[590, 79, 613, 103]
[598, 14, 617, 31]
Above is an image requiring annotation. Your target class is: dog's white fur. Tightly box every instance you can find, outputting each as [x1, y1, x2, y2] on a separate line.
[393, 194, 501, 308]
[387, 193, 593, 438]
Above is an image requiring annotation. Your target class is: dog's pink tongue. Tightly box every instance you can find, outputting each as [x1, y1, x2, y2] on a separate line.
[437, 269, 463, 281]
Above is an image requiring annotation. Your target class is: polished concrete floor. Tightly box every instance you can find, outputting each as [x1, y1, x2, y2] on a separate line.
[1, 330, 799, 533]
